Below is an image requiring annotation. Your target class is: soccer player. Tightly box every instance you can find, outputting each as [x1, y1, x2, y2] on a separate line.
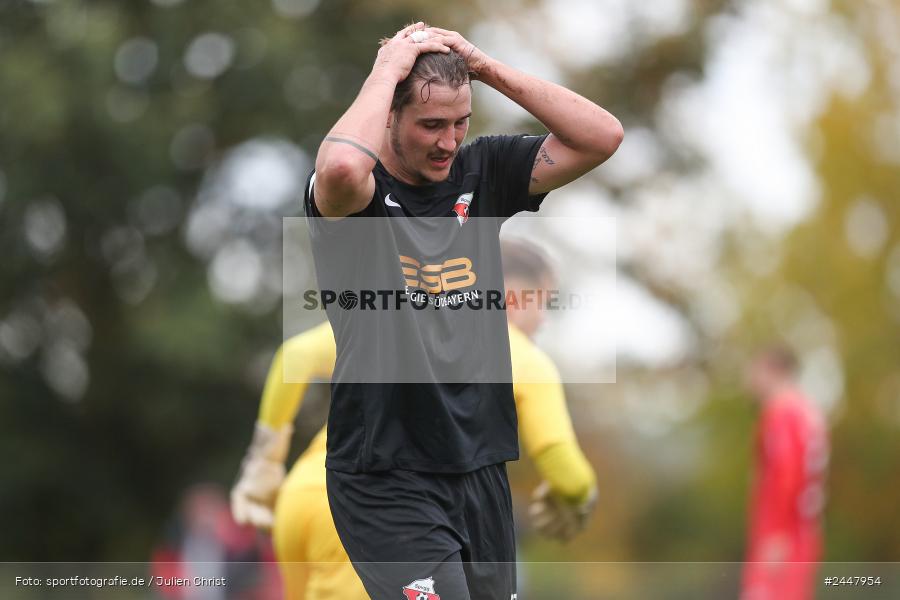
[741, 347, 829, 600]
[231, 239, 598, 600]
[303, 21, 621, 599]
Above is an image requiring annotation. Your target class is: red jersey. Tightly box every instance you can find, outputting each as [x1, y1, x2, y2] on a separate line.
[742, 388, 829, 600]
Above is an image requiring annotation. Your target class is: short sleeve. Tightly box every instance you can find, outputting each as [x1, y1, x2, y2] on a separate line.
[303, 169, 375, 236]
[303, 170, 326, 234]
[469, 134, 550, 217]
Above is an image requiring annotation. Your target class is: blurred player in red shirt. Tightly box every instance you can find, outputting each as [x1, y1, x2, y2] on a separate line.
[741, 347, 829, 600]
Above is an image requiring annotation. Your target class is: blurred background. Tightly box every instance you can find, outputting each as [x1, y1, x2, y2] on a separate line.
[1, 0, 899, 598]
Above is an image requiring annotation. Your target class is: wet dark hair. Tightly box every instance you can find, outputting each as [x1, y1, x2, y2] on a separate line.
[378, 23, 471, 112]
[377, 41, 470, 113]
[501, 238, 556, 285]
[393, 50, 469, 112]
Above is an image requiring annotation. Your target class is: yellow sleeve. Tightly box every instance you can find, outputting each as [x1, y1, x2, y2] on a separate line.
[511, 326, 576, 456]
[258, 322, 336, 429]
[533, 441, 597, 504]
[510, 325, 596, 503]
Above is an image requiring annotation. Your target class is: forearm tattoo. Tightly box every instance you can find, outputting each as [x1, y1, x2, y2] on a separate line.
[324, 136, 378, 162]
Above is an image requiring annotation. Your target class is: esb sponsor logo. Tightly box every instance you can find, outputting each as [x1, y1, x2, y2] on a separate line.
[399, 255, 477, 294]
[401, 577, 440, 600]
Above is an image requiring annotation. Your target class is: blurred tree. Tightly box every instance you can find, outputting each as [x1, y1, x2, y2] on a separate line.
[746, 0, 900, 560]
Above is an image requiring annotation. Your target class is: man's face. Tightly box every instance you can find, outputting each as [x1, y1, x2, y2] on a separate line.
[389, 82, 471, 185]
[505, 275, 553, 339]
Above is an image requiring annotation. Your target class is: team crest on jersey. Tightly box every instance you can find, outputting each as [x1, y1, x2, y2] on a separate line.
[401, 576, 440, 600]
[452, 192, 473, 226]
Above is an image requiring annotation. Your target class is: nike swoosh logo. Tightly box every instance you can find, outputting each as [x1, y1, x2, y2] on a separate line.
[385, 194, 401, 208]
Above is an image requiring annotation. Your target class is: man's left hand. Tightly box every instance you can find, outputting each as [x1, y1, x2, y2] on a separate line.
[424, 27, 491, 78]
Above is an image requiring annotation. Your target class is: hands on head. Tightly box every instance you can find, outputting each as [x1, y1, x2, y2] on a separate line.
[374, 22, 491, 82]
[422, 25, 490, 78]
[374, 22, 451, 83]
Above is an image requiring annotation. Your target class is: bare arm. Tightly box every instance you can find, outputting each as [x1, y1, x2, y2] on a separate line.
[313, 23, 450, 218]
[427, 27, 623, 195]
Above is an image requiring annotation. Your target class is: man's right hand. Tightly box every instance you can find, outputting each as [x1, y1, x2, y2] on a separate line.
[230, 423, 293, 530]
[373, 22, 451, 83]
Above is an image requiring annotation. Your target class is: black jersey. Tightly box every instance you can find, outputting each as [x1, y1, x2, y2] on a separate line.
[304, 134, 549, 473]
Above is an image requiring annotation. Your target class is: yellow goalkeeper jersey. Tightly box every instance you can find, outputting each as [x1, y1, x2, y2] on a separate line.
[260, 321, 593, 498]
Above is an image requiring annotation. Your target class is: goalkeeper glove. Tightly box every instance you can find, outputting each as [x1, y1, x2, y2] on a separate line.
[528, 480, 598, 542]
[230, 422, 293, 529]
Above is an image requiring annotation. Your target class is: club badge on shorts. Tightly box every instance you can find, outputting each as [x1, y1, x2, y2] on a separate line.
[452, 192, 473, 226]
[401, 576, 440, 600]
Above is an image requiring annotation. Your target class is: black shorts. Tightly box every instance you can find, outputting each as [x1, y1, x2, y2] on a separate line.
[326, 463, 517, 600]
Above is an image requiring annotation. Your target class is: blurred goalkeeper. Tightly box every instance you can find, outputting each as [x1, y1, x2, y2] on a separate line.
[231, 239, 598, 599]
